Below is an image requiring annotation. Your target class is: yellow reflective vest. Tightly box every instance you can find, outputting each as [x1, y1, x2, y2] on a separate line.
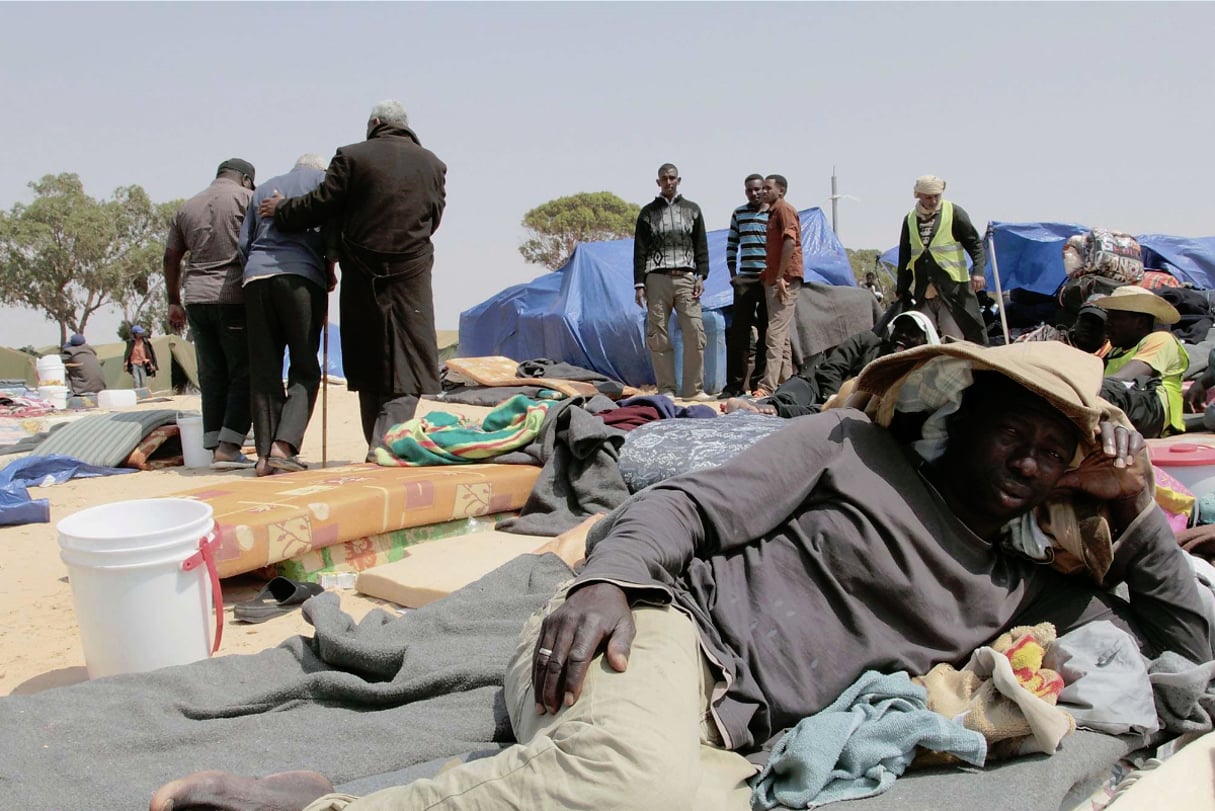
[905, 201, 970, 284]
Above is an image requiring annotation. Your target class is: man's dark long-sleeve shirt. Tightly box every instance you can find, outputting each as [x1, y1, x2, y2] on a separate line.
[577, 410, 1213, 755]
[632, 195, 709, 288]
[273, 123, 446, 259]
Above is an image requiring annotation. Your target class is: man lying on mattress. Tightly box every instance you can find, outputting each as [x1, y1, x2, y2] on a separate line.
[153, 342, 1214, 811]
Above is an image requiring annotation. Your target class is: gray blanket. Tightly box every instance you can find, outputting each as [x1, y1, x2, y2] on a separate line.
[497, 396, 630, 536]
[0, 548, 1148, 810]
[790, 283, 883, 371]
[0, 553, 572, 809]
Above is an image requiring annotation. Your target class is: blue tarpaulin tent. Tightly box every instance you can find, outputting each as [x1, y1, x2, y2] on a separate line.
[983, 221, 1088, 297]
[282, 323, 345, 380]
[1138, 236, 1215, 290]
[459, 207, 852, 390]
[883, 222, 1215, 299]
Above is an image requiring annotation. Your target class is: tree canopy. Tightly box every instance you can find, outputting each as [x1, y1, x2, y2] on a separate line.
[519, 191, 640, 270]
[0, 174, 178, 344]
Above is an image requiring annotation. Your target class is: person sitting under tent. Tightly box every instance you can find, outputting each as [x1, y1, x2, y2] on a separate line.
[60, 334, 106, 396]
[724, 311, 939, 417]
[1092, 286, 1189, 439]
[862, 269, 884, 302]
[151, 342, 1212, 811]
[1014, 299, 1111, 357]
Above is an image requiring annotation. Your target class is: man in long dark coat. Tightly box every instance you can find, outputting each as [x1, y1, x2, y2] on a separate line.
[259, 100, 447, 460]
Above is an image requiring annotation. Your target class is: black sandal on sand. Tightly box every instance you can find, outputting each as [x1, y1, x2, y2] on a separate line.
[233, 577, 324, 624]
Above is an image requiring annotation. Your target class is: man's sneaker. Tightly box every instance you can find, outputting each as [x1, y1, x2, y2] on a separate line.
[717, 389, 742, 400]
[657, 390, 677, 399]
[686, 391, 715, 402]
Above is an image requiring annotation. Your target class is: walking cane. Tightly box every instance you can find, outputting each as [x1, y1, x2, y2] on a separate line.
[321, 308, 329, 469]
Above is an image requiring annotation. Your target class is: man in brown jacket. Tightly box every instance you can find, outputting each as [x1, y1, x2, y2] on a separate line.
[260, 100, 447, 460]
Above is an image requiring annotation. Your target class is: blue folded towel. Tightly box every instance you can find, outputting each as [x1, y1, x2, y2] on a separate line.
[751, 670, 987, 809]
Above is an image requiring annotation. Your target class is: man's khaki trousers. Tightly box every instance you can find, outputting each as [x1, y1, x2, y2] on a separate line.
[306, 586, 756, 811]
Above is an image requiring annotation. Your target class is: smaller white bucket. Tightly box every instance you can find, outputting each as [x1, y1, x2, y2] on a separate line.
[176, 413, 212, 469]
[98, 389, 137, 409]
[57, 499, 219, 679]
[36, 355, 65, 387]
[38, 384, 68, 410]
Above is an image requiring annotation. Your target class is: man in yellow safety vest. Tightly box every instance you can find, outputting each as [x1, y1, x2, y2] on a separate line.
[895, 175, 988, 344]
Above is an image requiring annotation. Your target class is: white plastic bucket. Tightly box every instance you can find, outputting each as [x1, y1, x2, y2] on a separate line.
[176, 413, 212, 469]
[36, 355, 65, 387]
[57, 499, 219, 679]
[38, 384, 68, 410]
[98, 389, 137, 409]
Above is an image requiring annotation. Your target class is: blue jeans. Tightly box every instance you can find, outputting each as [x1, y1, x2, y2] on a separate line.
[186, 303, 251, 450]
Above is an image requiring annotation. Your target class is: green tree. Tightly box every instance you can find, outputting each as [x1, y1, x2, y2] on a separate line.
[0, 174, 174, 344]
[113, 198, 181, 339]
[519, 192, 640, 269]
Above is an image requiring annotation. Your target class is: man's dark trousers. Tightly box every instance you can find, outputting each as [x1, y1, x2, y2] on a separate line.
[1099, 377, 1166, 438]
[245, 275, 326, 459]
[186, 303, 251, 450]
[360, 393, 420, 460]
[725, 277, 767, 396]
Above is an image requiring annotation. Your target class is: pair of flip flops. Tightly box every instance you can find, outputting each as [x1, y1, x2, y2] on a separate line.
[233, 577, 325, 624]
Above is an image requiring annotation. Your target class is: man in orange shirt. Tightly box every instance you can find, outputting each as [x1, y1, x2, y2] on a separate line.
[753, 174, 802, 397]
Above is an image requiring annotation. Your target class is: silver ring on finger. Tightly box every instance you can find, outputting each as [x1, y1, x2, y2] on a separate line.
[537, 647, 553, 658]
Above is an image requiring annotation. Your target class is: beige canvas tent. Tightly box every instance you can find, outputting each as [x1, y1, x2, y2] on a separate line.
[28, 336, 199, 392]
[0, 346, 37, 386]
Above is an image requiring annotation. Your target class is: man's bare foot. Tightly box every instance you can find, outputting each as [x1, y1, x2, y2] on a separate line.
[269, 439, 296, 461]
[723, 397, 777, 416]
[254, 458, 277, 477]
[212, 441, 246, 464]
[149, 769, 333, 811]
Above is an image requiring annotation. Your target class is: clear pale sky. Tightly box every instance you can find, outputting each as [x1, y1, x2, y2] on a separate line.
[2, 1, 1212, 347]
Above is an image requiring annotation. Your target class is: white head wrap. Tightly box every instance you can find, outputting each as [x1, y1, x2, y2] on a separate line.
[913, 175, 946, 196]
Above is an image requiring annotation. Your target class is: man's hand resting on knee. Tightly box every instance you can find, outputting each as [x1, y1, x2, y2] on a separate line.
[532, 582, 635, 715]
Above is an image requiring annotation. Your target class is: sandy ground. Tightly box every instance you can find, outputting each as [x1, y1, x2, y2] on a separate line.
[0, 385, 496, 697]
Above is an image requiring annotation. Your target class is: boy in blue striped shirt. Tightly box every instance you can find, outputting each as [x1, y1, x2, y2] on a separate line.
[722, 174, 769, 398]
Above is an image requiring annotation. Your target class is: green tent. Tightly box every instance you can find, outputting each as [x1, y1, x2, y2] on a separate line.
[30, 337, 199, 393]
[0, 346, 37, 386]
[437, 329, 460, 365]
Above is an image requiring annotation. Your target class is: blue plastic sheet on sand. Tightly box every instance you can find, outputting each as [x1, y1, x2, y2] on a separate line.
[0, 454, 135, 527]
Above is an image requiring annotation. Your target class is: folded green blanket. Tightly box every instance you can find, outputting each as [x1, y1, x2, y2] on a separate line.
[376, 395, 551, 466]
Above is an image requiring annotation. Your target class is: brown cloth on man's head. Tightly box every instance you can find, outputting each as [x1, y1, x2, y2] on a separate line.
[853, 342, 1133, 585]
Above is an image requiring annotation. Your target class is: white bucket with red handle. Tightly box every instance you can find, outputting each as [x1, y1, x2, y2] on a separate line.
[57, 498, 223, 679]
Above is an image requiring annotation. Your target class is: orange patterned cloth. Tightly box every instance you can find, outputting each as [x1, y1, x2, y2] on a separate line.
[998, 628, 1065, 702]
[123, 424, 185, 471]
[171, 462, 541, 578]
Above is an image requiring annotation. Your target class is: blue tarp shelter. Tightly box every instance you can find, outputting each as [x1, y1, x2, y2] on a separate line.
[983, 221, 1088, 297]
[883, 222, 1215, 299]
[459, 207, 852, 390]
[283, 323, 345, 380]
[1138, 236, 1215, 290]
[880, 223, 1068, 295]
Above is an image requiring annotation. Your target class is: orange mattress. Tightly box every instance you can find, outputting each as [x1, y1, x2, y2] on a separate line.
[172, 462, 541, 578]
